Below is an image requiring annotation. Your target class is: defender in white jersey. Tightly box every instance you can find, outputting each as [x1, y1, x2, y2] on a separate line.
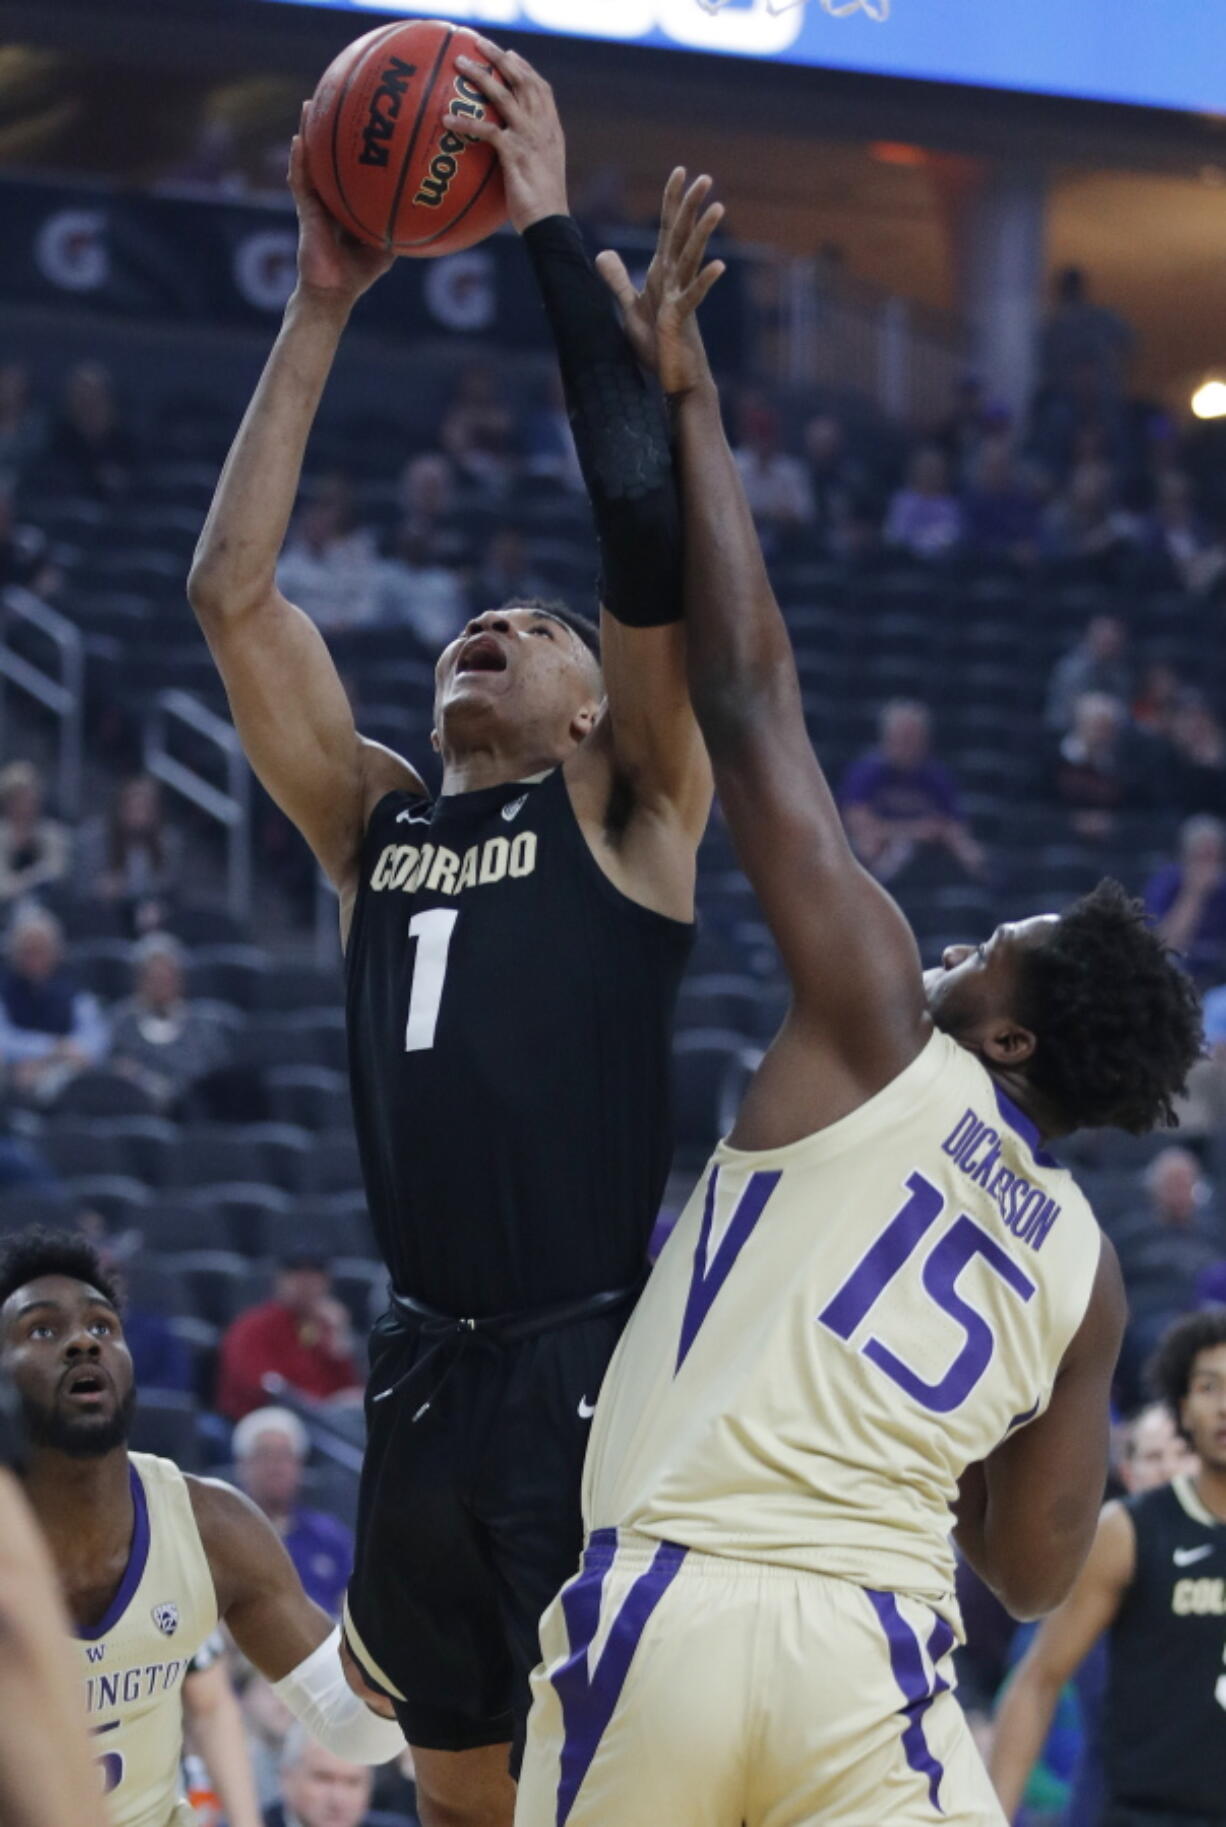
[0, 1229, 406, 1827]
[516, 175, 1204, 1827]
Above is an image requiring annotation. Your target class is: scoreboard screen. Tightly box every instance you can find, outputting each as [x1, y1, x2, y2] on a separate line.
[252, 0, 1226, 116]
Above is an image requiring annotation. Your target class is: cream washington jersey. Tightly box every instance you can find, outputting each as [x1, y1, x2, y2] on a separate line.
[77, 1453, 218, 1827]
[583, 1029, 1103, 1611]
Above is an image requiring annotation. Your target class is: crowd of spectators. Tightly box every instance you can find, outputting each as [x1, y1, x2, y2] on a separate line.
[2, 259, 1226, 1826]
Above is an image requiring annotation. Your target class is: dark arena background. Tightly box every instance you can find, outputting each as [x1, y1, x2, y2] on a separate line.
[0, 3, 1225, 1823]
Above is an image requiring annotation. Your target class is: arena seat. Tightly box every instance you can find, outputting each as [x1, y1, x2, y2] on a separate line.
[65, 1174, 152, 1226]
[169, 1249, 272, 1328]
[53, 1069, 160, 1119]
[128, 1390, 202, 1471]
[183, 1183, 294, 1258]
[265, 1066, 350, 1132]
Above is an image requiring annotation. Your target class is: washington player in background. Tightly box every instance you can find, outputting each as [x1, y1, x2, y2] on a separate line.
[514, 175, 1203, 1827]
[991, 1309, 1226, 1827]
[0, 1228, 405, 1827]
[189, 42, 711, 1827]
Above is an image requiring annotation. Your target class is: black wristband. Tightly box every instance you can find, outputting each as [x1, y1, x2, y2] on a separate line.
[522, 215, 682, 628]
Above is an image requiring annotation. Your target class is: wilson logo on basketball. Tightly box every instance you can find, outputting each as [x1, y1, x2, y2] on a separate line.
[357, 56, 417, 170]
[414, 74, 486, 210]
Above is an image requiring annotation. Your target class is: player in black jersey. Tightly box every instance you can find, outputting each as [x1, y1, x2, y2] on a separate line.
[991, 1308, 1226, 1826]
[189, 42, 714, 1827]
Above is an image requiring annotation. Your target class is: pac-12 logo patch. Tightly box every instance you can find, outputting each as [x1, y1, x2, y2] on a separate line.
[151, 1602, 179, 1637]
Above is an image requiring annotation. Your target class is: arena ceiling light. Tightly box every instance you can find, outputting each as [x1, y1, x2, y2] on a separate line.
[1190, 379, 1226, 421]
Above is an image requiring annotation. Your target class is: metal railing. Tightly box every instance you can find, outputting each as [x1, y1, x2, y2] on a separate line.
[143, 689, 251, 921]
[0, 585, 84, 816]
[778, 259, 971, 419]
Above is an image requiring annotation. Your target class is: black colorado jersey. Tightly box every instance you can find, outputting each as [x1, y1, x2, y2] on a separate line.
[345, 768, 693, 1316]
[1104, 1476, 1226, 1815]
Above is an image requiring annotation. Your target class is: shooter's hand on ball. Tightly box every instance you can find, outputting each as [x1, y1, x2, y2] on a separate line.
[446, 38, 568, 233]
[288, 108, 394, 311]
[595, 167, 725, 397]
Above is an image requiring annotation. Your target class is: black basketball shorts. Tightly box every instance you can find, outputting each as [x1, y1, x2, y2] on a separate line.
[343, 1298, 630, 1763]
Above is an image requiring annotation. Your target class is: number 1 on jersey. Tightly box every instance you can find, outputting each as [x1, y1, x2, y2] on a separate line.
[405, 909, 458, 1052]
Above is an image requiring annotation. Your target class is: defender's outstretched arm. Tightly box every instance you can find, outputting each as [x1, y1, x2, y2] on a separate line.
[666, 313, 927, 1093]
[189, 124, 421, 908]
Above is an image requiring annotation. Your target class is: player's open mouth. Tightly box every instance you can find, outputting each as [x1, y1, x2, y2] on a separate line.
[457, 634, 508, 675]
[62, 1367, 110, 1405]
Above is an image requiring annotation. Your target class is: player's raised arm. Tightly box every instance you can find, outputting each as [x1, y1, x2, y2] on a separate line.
[450, 51, 711, 871]
[987, 1497, 1135, 1816]
[656, 196, 927, 1097]
[188, 119, 422, 905]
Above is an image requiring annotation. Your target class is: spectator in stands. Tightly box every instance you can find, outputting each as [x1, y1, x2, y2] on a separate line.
[0, 760, 69, 908]
[521, 368, 583, 493]
[233, 1406, 354, 1620]
[0, 1118, 58, 1192]
[217, 1253, 362, 1422]
[439, 361, 516, 497]
[1144, 816, 1226, 987]
[1038, 267, 1134, 402]
[839, 700, 984, 887]
[883, 445, 962, 561]
[0, 363, 45, 484]
[1115, 1148, 1221, 1395]
[1167, 691, 1226, 814]
[76, 774, 182, 934]
[376, 527, 465, 650]
[265, 1725, 375, 1827]
[802, 413, 861, 544]
[0, 486, 58, 600]
[733, 393, 814, 532]
[1132, 660, 1183, 741]
[276, 474, 380, 632]
[1139, 471, 1211, 592]
[961, 435, 1041, 565]
[1045, 614, 1131, 732]
[243, 1676, 296, 1814]
[108, 933, 229, 1112]
[1047, 691, 1137, 840]
[396, 454, 466, 569]
[1038, 458, 1136, 572]
[0, 905, 106, 1104]
[467, 526, 548, 617]
[935, 370, 993, 482]
[49, 361, 135, 501]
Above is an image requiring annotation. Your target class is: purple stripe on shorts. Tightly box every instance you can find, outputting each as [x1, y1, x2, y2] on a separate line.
[675, 1166, 781, 1372]
[553, 1536, 687, 1827]
[867, 1588, 948, 1814]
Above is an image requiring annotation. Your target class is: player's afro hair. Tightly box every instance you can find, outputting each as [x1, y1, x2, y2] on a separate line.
[500, 596, 601, 665]
[1015, 878, 1203, 1135]
[1148, 1307, 1226, 1439]
[0, 1227, 121, 1317]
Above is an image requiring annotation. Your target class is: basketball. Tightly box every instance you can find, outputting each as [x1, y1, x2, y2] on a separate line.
[304, 18, 507, 259]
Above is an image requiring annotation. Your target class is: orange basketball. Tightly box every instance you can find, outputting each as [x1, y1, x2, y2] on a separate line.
[304, 18, 508, 259]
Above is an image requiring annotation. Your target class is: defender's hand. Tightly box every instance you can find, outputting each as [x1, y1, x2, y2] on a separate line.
[289, 109, 395, 309]
[446, 38, 568, 234]
[595, 167, 724, 397]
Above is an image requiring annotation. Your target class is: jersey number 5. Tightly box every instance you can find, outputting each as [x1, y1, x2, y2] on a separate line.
[404, 910, 458, 1052]
[818, 1171, 1037, 1414]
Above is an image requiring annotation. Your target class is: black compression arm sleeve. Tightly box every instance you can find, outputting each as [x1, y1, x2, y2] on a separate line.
[522, 214, 682, 628]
